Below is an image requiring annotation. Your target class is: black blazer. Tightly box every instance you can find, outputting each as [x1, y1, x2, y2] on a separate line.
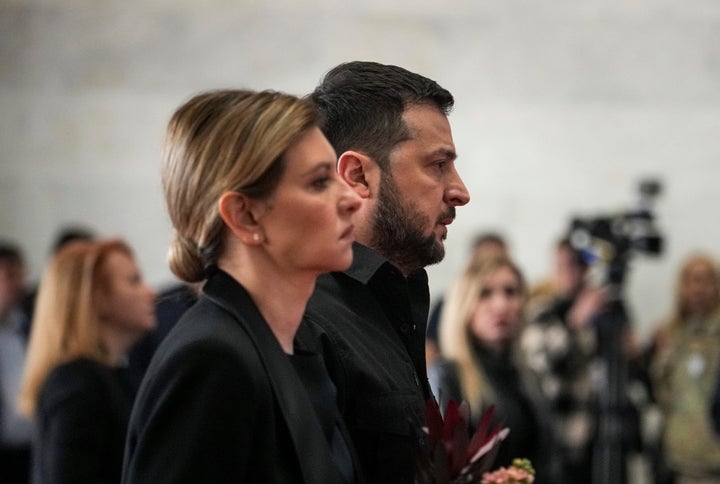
[34, 358, 135, 484]
[122, 270, 351, 483]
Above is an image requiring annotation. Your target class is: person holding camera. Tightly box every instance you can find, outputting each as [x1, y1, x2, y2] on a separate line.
[520, 237, 611, 483]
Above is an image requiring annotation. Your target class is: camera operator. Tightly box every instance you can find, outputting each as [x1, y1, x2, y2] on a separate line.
[521, 237, 611, 483]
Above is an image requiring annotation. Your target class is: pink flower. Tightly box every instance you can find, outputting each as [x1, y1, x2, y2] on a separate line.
[481, 459, 535, 484]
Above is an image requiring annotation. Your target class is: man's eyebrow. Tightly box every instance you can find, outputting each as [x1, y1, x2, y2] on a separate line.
[430, 147, 457, 161]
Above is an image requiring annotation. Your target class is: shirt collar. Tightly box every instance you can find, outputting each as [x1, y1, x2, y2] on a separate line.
[344, 242, 428, 286]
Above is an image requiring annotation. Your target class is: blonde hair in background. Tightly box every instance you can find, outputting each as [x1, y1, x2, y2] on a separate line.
[161, 89, 319, 283]
[18, 239, 132, 416]
[668, 252, 720, 330]
[438, 256, 526, 415]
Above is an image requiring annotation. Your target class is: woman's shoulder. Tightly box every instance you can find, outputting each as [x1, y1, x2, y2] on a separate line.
[45, 357, 111, 387]
[39, 358, 113, 412]
[139, 298, 270, 397]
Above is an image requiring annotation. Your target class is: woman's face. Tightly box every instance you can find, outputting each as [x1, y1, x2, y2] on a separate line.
[469, 265, 524, 349]
[680, 258, 719, 318]
[256, 127, 361, 275]
[97, 251, 156, 335]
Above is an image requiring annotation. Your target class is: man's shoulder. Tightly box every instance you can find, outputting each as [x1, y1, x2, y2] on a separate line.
[306, 271, 367, 315]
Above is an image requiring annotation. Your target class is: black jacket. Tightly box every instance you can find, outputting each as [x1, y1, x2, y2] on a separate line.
[34, 358, 135, 484]
[122, 269, 353, 484]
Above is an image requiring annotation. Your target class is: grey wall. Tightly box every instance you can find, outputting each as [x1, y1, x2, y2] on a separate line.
[2, 0, 719, 341]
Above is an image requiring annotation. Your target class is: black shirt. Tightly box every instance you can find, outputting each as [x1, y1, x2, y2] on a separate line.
[299, 243, 430, 484]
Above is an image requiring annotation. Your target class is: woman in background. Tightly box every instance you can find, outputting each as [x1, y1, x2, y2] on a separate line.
[122, 89, 361, 483]
[429, 256, 550, 482]
[18, 239, 156, 483]
[649, 253, 720, 484]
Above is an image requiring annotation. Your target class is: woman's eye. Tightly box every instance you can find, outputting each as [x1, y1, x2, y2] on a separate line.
[312, 177, 330, 190]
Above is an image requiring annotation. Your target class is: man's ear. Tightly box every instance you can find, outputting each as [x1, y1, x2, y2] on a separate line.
[337, 151, 378, 199]
[217, 192, 264, 245]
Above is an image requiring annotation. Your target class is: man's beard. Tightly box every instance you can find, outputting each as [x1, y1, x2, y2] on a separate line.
[370, 171, 453, 274]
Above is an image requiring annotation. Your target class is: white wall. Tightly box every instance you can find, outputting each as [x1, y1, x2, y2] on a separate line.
[2, 0, 719, 341]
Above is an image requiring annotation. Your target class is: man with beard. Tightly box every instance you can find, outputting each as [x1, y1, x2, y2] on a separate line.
[298, 61, 470, 483]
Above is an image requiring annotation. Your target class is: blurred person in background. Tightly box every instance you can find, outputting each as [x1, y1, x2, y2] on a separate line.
[126, 281, 199, 389]
[425, 231, 509, 365]
[649, 253, 720, 484]
[20, 224, 95, 340]
[18, 239, 155, 484]
[520, 237, 611, 483]
[0, 241, 32, 483]
[429, 256, 553, 482]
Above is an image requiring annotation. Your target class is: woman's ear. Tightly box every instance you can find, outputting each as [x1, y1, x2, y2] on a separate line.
[337, 151, 377, 200]
[218, 192, 264, 245]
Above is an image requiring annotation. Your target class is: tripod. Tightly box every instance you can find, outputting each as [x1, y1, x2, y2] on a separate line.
[591, 258, 640, 484]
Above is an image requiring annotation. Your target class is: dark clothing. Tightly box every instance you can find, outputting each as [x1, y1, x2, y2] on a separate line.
[123, 269, 354, 484]
[299, 243, 430, 484]
[714, 364, 720, 436]
[425, 298, 444, 344]
[429, 347, 541, 474]
[0, 447, 30, 484]
[126, 282, 197, 388]
[34, 358, 135, 484]
[289, 342, 356, 484]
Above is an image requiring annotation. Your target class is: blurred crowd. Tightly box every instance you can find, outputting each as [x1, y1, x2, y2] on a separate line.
[3, 224, 719, 484]
[427, 231, 720, 484]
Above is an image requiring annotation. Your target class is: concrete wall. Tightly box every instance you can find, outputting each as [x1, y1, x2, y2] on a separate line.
[2, 0, 720, 340]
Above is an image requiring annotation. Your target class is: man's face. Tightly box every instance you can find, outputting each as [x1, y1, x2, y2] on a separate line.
[370, 104, 470, 274]
[554, 247, 586, 298]
[0, 260, 25, 317]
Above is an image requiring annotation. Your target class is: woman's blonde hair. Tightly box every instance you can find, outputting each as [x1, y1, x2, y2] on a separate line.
[667, 252, 720, 330]
[161, 89, 319, 283]
[438, 256, 526, 414]
[18, 239, 132, 416]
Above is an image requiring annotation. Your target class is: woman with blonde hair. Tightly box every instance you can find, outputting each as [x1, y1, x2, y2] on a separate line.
[429, 256, 548, 481]
[649, 253, 720, 483]
[19, 239, 156, 483]
[122, 89, 361, 483]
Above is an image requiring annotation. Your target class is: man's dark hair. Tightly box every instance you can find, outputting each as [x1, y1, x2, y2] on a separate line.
[0, 241, 23, 266]
[557, 237, 588, 269]
[51, 225, 94, 254]
[310, 61, 454, 170]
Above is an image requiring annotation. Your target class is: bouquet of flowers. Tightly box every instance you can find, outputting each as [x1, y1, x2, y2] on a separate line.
[481, 458, 535, 484]
[416, 398, 511, 483]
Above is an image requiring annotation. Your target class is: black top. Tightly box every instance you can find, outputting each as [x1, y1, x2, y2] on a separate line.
[429, 345, 542, 477]
[34, 358, 135, 484]
[288, 348, 355, 484]
[122, 269, 353, 484]
[299, 243, 430, 484]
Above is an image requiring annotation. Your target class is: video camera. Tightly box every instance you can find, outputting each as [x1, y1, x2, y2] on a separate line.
[568, 178, 664, 287]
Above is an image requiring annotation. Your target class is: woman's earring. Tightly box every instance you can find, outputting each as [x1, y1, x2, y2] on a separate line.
[253, 233, 262, 242]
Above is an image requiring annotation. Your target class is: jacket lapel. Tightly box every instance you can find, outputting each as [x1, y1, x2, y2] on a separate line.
[203, 270, 344, 483]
